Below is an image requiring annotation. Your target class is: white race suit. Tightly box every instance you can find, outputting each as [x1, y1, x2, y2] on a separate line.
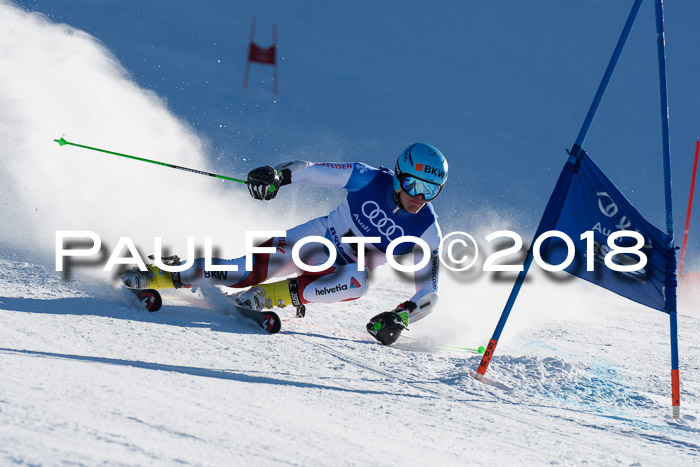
[179, 162, 442, 321]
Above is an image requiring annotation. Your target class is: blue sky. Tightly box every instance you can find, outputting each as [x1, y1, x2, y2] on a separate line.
[12, 0, 700, 258]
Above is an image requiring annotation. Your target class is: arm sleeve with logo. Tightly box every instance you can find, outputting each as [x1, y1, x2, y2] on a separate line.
[281, 161, 377, 191]
[407, 222, 441, 322]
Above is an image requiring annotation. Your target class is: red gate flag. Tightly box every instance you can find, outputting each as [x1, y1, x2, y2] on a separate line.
[243, 18, 278, 94]
[249, 43, 276, 65]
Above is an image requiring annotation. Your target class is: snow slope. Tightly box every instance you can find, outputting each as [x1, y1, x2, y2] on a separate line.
[1, 247, 700, 465]
[1, 1, 700, 464]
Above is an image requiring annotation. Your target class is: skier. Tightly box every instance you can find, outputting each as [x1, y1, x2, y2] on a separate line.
[122, 143, 447, 345]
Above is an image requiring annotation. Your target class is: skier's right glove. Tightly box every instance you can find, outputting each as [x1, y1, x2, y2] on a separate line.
[247, 165, 282, 201]
[366, 301, 415, 346]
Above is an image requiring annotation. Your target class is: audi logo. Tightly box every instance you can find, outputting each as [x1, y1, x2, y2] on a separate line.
[596, 192, 619, 218]
[361, 201, 405, 239]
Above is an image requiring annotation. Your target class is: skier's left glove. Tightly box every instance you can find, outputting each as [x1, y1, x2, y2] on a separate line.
[366, 301, 416, 346]
[247, 165, 282, 201]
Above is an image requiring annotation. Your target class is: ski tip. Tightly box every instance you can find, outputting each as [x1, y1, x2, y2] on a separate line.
[130, 288, 162, 312]
[261, 312, 282, 334]
[54, 137, 67, 146]
[231, 303, 282, 334]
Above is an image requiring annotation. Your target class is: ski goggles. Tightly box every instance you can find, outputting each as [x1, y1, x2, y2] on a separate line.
[400, 176, 443, 201]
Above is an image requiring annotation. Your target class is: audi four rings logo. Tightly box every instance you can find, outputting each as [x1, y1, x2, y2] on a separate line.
[361, 201, 405, 239]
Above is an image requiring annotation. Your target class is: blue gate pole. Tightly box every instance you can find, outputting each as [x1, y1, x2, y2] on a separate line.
[475, 0, 645, 381]
[654, 0, 680, 420]
[571, 0, 645, 157]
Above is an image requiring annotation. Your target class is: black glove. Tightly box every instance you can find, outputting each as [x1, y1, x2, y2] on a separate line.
[247, 166, 282, 201]
[366, 301, 415, 346]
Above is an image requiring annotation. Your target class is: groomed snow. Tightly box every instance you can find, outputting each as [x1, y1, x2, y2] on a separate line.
[1, 249, 699, 465]
[1, 1, 699, 464]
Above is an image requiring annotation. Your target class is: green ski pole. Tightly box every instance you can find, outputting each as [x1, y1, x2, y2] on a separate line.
[53, 137, 275, 193]
[399, 334, 485, 354]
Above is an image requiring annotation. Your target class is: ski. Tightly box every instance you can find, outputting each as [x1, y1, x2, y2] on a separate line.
[399, 334, 486, 354]
[168, 291, 281, 333]
[129, 288, 162, 312]
[126, 284, 280, 334]
[195, 286, 282, 334]
[230, 303, 282, 334]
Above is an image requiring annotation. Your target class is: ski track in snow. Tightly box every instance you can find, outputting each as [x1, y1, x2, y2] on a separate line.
[1, 253, 699, 465]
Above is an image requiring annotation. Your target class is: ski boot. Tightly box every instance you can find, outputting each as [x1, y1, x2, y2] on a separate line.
[233, 286, 266, 311]
[121, 257, 183, 290]
[234, 278, 305, 317]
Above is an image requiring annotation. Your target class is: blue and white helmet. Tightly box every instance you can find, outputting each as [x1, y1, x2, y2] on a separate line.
[393, 143, 448, 201]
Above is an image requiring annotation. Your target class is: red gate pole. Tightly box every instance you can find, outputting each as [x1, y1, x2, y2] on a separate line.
[272, 24, 278, 94]
[679, 139, 700, 276]
[242, 17, 257, 89]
